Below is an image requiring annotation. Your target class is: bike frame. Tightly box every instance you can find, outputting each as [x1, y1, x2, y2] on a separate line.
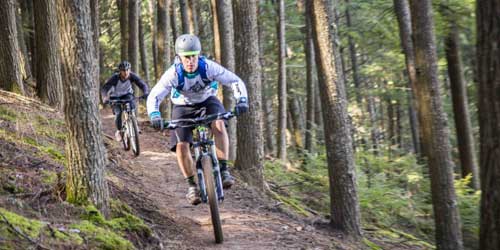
[192, 125, 224, 203]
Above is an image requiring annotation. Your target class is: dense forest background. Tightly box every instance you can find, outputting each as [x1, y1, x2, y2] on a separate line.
[0, 0, 499, 249]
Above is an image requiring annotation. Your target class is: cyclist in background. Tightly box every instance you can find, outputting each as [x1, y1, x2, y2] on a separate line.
[102, 61, 149, 142]
[147, 34, 248, 205]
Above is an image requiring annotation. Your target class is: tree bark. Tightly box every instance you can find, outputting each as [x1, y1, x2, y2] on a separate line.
[139, 8, 150, 84]
[15, 1, 33, 95]
[156, 0, 170, 79]
[128, 0, 139, 73]
[258, 1, 275, 156]
[119, 0, 129, 61]
[477, 0, 500, 249]
[444, 23, 479, 189]
[186, 0, 199, 34]
[34, 0, 63, 108]
[211, 0, 221, 62]
[234, 0, 264, 189]
[409, 0, 464, 249]
[310, 0, 361, 237]
[20, 0, 36, 82]
[277, 0, 287, 162]
[179, 0, 190, 34]
[58, 0, 109, 214]
[216, 0, 237, 161]
[169, 0, 178, 40]
[394, 0, 422, 158]
[0, 0, 24, 94]
[305, 5, 316, 153]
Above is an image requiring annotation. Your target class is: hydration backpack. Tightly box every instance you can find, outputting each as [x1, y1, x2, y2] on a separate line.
[174, 56, 212, 92]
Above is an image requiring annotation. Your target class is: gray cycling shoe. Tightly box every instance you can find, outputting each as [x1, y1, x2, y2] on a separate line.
[186, 186, 201, 205]
[221, 170, 235, 189]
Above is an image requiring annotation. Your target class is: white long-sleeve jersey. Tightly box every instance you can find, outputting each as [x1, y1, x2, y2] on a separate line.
[147, 58, 248, 115]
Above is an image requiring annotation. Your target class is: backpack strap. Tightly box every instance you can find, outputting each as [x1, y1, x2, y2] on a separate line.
[174, 57, 212, 90]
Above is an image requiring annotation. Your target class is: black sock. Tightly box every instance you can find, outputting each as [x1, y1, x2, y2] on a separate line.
[219, 160, 228, 172]
[186, 176, 196, 186]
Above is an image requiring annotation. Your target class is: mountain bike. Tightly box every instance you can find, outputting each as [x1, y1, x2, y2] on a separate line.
[109, 97, 142, 156]
[164, 111, 235, 244]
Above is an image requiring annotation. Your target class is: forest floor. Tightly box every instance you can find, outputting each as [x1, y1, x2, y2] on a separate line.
[0, 90, 426, 249]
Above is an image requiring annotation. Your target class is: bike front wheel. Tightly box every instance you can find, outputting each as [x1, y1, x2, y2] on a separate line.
[128, 115, 140, 156]
[201, 155, 223, 243]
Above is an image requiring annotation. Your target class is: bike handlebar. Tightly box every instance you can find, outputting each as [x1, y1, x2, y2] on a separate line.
[163, 112, 235, 130]
[107, 96, 145, 104]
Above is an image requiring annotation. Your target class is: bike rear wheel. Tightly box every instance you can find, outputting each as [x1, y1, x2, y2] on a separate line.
[201, 155, 223, 243]
[128, 115, 140, 156]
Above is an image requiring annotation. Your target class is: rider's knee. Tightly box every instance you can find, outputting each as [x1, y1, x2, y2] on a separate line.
[177, 142, 190, 153]
[211, 120, 226, 135]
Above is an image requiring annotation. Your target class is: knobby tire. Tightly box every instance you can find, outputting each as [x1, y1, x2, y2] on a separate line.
[202, 156, 223, 243]
[129, 115, 140, 156]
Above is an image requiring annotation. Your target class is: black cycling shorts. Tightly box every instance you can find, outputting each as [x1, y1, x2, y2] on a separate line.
[169, 96, 226, 152]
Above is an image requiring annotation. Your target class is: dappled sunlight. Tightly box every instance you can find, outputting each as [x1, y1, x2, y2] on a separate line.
[140, 150, 171, 161]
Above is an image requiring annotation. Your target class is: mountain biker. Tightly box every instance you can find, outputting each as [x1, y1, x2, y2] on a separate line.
[101, 61, 149, 142]
[147, 34, 248, 205]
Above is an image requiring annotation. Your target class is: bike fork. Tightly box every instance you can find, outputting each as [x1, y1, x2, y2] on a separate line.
[210, 144, 224, 202]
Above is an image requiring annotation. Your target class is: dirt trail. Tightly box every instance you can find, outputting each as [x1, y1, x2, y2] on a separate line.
[100, 108, 347, 250]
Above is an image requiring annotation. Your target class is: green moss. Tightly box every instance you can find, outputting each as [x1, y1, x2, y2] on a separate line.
[41, 170, 58, 185]
[83, 203, 152, 237]
[71, 221, 134, 250]
[0, 106, 17, 122]
[362, 238, 383, 250]
[0, 208, 43, 239]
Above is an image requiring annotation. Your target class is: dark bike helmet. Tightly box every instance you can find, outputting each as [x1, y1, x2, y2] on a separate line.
[118, 61, 131, 71]
[175, 34, 201, 56]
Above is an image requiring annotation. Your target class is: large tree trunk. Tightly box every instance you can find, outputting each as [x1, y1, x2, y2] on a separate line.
[394, 0, 422, 158]
[216, 0, 237, 161]
[444, 23, 479, 190]
[128, 0, 139, 73]
[211, 0, 221, 62]
[234, 0, 264, 189]
[119, 0, 129, 61]
[169, 0, 178, 40]
[409, 0, 464, 249]
[477, 0, 500, 249]
[277, 0, 287, 162]
[58, 0, 109, 214]
[34, 0, 63, 108]
[310, 0, 361, 237]
[0, 0, 24, 94]
[305, 5, 316, 153]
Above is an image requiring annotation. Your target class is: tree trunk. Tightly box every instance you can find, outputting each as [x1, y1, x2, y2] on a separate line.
[15, 1, 33, 95]
[20, 0, 36, 82]
[344, 0, 362, 105]
[139, 8, 150, 84]
[310, 0, 361, 237]
[157, 0, 171, 119]
[394, 0, 422, 159]
[216, 0, 237, 161]
[444, 23, 479, 189]
[128, 0, 139, 73]
[91, 0, 99, 103]
[409, 0, 464, 249]
[58, 0, 109, 214]
[186, 0, 199, 35]
[477, 0, 500, 249]
[169, 0, 178, 40]
[234, 0, 264, 189]
[305, 5, 316, 153]
[150, 0, 158, 81]
[258, 1, 275, 156]
[277, 0, 287, 162]
[179, 0, 189, 34]
[211, 0, 221, 62]
[0, 0, 24, 94]
[119, 0, 129, 61]
[34, 0, 63, 108]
